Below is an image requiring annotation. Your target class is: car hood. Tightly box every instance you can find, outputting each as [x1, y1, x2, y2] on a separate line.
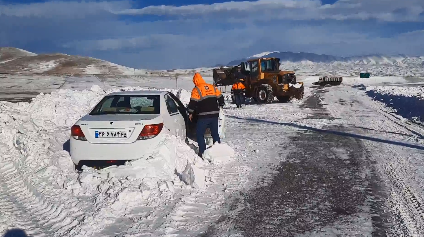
[80, 114, 160, 122]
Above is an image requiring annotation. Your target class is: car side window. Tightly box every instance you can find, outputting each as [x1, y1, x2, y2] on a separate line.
[165, 94, 179, 114]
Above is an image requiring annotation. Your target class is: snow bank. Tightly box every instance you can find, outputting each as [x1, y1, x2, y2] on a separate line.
[0, 85, 218, 235]
[366, 86, 424, 99]
[77, 134, 209, 190]
[301, 76, 408, 87]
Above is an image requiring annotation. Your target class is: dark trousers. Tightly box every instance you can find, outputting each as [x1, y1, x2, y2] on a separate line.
[196, 117, 220, 156]
[234, 93, 245, 107]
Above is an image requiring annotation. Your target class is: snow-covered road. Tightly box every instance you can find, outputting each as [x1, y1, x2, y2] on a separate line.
[1, 77, 424, 236]
[204, 84, 424, 236]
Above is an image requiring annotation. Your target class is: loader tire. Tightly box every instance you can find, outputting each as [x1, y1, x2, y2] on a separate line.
[277, 96, 291, 103]
[255, 85, 274, 104]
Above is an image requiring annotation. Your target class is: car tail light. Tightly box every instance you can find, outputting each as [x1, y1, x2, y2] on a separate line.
[71, 125, 87, 141]
[138, 123, 163, 140]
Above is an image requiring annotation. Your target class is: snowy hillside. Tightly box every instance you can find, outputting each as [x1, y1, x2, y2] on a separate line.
[366, 86, 424, 99]
[0, 47, 37, 64]
[224, 51, 424, 77]
[227, 51, 339, 66]
[0, 47, 214, 77]
[0, 48, 148, 76]
[239, 51, 424, 66]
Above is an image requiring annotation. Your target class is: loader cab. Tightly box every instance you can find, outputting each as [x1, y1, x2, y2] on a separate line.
[243, 57, 280, 74]
[241, 57, 279, 80]
[240, 60, 259, 78]
[259, 58, 280, 72]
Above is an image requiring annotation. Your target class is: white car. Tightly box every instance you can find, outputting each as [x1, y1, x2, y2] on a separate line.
[70, 90, 189, 170]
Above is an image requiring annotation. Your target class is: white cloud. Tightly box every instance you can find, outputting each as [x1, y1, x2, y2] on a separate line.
[116, 0, 424, 22]
[0, 0, 131, 18]
[60, 23, 424, 68]
[1, 0, 423, 69]
[115, 0, 319, 16]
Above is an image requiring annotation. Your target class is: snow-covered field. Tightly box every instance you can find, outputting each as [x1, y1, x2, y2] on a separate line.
[366, 86, 424, 99]
[0, 75, 214, 102]
[1, 73, 424, 236]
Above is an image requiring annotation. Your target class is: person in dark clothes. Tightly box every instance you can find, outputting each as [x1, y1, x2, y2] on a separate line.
[187, 72, 225, 157]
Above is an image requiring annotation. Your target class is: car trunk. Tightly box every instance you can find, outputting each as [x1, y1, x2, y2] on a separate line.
[78, 114, 161, 144]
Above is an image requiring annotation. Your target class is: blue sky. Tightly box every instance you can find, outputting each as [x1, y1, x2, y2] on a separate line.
[1, 0, 423, 69]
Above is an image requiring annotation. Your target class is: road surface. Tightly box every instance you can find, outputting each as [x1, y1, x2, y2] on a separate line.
[203, 85, 424, 236]
[1, 81, 424, 236]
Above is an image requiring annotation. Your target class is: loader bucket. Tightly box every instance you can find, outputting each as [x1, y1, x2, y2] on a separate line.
[292, 84, 305, 100]
[213, 67, 238, 86]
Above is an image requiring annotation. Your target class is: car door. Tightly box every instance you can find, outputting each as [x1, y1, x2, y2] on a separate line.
[164, 93, 186, 139]
[168, 92, 195, 140]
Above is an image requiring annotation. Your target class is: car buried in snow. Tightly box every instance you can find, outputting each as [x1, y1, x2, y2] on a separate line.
[70, 90, 190, 170]
[69, 90, 225, 171]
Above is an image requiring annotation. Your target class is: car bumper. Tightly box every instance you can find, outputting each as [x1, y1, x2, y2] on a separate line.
[70, 133, 165, 165]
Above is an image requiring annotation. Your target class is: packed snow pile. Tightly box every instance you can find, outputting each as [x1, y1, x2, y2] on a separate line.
[366, 86, 424, 99]
[0, 85, 218, 235]
[76, 134, 210, 191]
[203, 143, 235, 165]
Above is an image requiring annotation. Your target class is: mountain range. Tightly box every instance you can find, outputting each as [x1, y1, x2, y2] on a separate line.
[225, 51, 424, 67]
[1, 47, 423, 77]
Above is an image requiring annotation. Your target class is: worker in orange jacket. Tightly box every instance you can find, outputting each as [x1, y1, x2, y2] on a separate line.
[231, 78, 246, 108]
[187, 72, 225, 157]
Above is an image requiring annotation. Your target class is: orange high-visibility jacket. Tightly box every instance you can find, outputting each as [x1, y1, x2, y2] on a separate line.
[187, 73, 225, 118]
[232, 82, 246, 94]
[232, 82, 246, 90]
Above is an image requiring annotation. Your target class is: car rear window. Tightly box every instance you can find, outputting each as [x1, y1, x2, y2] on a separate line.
[90, 95, 160, 115]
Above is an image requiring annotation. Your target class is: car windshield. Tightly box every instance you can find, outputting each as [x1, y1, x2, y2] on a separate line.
[90, 95, 160, 115]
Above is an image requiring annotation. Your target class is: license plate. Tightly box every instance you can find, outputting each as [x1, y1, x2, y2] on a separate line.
[95, 130, 127, 138]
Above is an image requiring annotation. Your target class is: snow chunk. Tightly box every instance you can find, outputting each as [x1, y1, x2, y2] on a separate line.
[203, 143, 235, 165]
[176, 88, 192, 105]
[290, 83, 303, 89]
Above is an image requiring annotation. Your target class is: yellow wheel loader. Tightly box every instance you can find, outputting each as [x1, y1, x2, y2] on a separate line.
[213, 57, 304, 103]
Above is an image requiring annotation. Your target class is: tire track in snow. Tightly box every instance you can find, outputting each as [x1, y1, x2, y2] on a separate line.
[0, 160, 86, 236]
[324, 86, 424, 236]
[119, 163, 255, 236]
[349, 88, 424, 235]
[203, 89, 397, 236]
[119, 98, 300, 236]
[371, 144, 424, 236]
[161, 104, 301, 236]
